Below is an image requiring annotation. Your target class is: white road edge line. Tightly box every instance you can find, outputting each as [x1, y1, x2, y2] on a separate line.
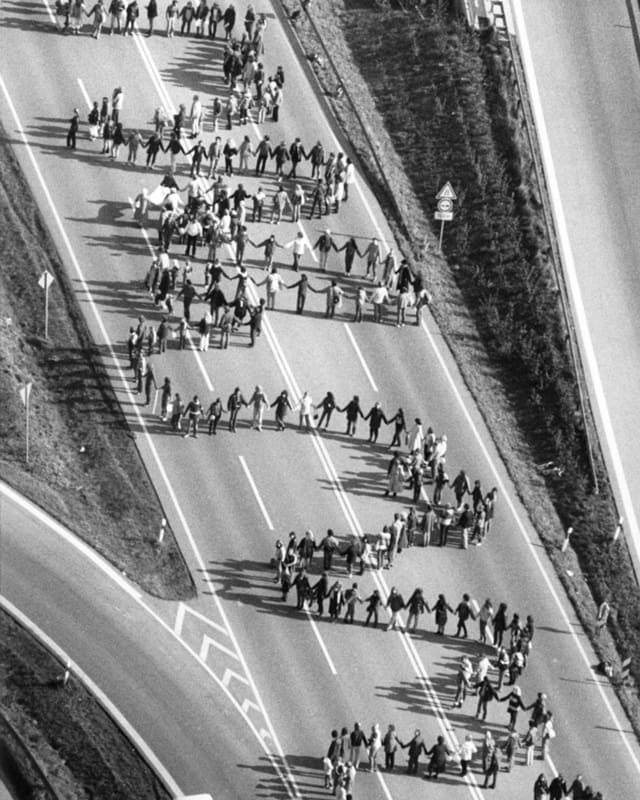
[343, 322, 378, 392]
[0, 71, 302, 800]
[0, 482, 140, 598]
[76, 78, 92, 110]
[41, 0, 55, 23]
[238, 455, 275, 531]
[0, 594, 184, 798]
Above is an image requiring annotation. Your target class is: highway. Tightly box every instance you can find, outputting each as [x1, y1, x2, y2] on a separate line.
[1, 2, 639, 799]
[512, 0, 640, 574]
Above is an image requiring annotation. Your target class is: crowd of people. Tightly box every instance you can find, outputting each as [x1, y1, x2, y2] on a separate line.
[53, 4, 608, 799]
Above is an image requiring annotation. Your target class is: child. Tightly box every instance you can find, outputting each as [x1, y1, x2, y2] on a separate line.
[522, 721, 536, 766]
[322, 756, 333, 790]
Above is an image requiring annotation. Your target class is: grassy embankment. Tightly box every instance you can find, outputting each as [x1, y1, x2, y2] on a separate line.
[0, 123, 195, 603]
[0, 607, 172, 800]
[284, 0, 640, 725]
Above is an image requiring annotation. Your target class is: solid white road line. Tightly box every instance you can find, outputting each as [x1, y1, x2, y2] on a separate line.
[343, 323, 378, 392]
[40, 0, 55, 24]
[0, 72, 302, 800]
[304, 606, 338, 676]
[0, 594, 184, 798]
[76, 78, 92, 110]
[238, 455, 275, 531]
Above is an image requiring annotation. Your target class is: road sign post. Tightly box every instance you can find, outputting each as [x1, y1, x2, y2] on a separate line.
[434, 182, 457, 254]
[38, 270, 55, 339]
[19, 382, 32, 465]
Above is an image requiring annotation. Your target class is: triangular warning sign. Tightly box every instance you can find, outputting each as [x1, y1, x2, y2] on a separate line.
[436, 182, 457, 201]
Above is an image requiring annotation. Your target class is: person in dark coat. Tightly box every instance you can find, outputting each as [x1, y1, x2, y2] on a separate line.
[312, 572, 330, 617]
[66, 108, 80, 149]
[425, 735, 451, 780]
[402, 730, 427, 775]
[365, 402, 388, 443]
[549, 774, 568, 800]
[271, 389, 293, 430]
[338, 395, 364, 437]
[483, 748, 499, 789]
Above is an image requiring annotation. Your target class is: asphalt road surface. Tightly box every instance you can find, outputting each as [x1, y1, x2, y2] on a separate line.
[513, 0, 640, 575]
[1, 2, 639, 799]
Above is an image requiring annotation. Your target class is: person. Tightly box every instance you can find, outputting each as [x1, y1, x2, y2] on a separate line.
[353, 285, 368, 323]
[539, 711, 556, 760]
[69, 0, 85, 34]
[477, 598, 494, 643]
[316, 391, 336, 430]
[159, 377, 172, 420]
[370, 281, 390, 323]
[493, 602, 508, 647]
[483, 747, 499, 790]
[226, 386, 247, 432]
[500, 685, 526, 730]
[405, 588, 429, 633]
[363, 237, 382, 281]
[455, 593, 475, 638]
[364, 589, 382, 628]
[452, 656, 474, 708]
[549, 774, 568, 800]
[365, 402, 387, 443]
[142, 360, 157, 405]
[247, 385, 269, 431]
[66, 108, 80, 149]
[170, 393, 184, 432]
[568, 774, 586, 799]
[328, 580, 344, 621]
[387, 408, 406, 448]
[145, 0, 158, 34]
[533, 773, 549, 800]
[182, 395, 202, 438]
[385, 451, 406, 497]
[385, 586, 405, 631]
[284, 232, 309, 271]
[291, 569, 311, 611]
[336, 395, 363, 437]
[313, 229, 336, 271]
[381, 724, 401, 772]
[271, 389, 293, 431]
[522, 721, 536, 766]
[452, 469, 472, 507]
[288, 273, 310, 315]
[88, 0, 107, 38]
[425, 735, 450, 780]
[367, 724, 382, 772]
[257, 267, 286, 311]
[297, 391, 314, 429]
[297, 530, 315, 571]
[402, 730, 426, 775]
[501, 729, 519, 772]
[458, 734, 477, 777]
[343, 583, 363, 624]
[309, 571, 328, 618]
[206, 397, 223, 435]
[124, 0, 139, 34]
[432, 594, 454, 635]
[476, 676, 499, 721]
[432, 462, 449, 505]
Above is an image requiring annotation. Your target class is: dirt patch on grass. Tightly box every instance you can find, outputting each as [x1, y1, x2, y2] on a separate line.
[279, 0, 640, 731]
[0, 606, 172, 799]
[0, 121, 195, 602]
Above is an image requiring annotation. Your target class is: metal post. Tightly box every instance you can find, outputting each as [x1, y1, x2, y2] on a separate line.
[438, 220, 445, 254]
[25, 389, 30, 465]
[44, 281, 50, 339]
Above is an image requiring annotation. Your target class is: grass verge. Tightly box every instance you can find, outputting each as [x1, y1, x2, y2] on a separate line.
[0, 121, 195, 602]
[0, 606, 172, 799]
[280, 0, 640, 732]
